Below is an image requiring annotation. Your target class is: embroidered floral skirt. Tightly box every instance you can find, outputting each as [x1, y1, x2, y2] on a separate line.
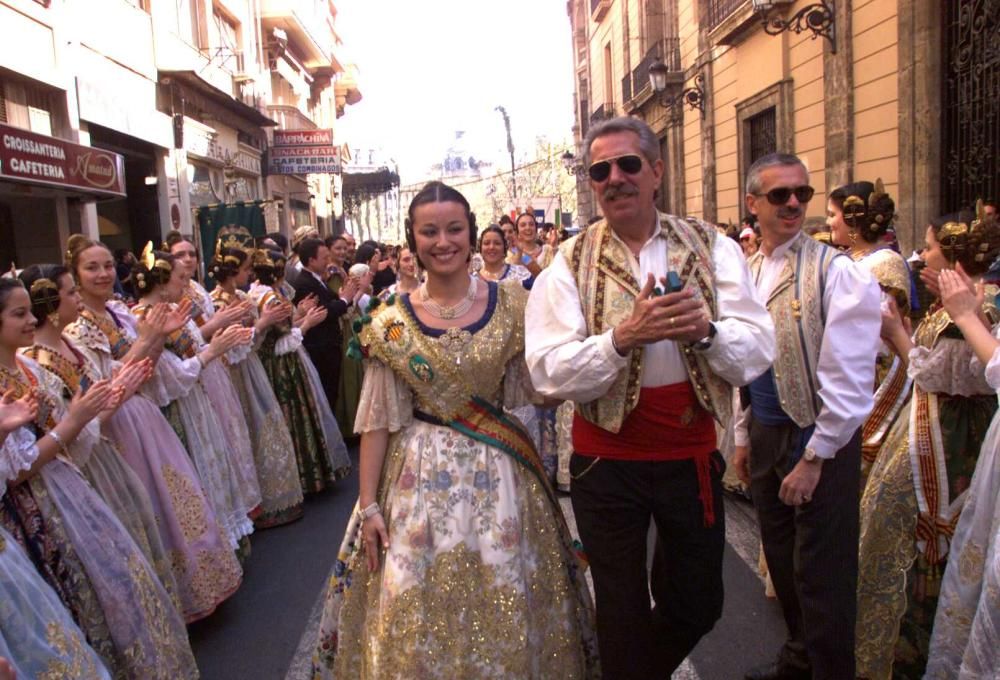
[311, 420, 599, 679]
[857, 393, 996, 679]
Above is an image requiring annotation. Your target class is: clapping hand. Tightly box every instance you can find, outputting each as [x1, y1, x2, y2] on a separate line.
[68, 379, 118, 424]
[0, 389, 38, 433]
[940, 265, 985, 324]
[162, 299, 193, 336]
[258, 300, 292, 329]
[110, 358, 153, 405]
[300, 305, 328, 333]
[920, 265, 941, 299]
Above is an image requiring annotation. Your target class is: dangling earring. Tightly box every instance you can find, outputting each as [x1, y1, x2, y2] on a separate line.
[848, 229, 858, 245]
[47, 311, 60, 330]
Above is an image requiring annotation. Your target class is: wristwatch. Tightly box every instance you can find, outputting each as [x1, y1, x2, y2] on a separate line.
[692, 322, 717, 351]
[802, 447, 820, 463]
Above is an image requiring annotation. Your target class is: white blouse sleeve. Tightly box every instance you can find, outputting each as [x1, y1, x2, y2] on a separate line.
[909, 337, 993, 396]
[0, 426, 39, 489]
[275, 327, 304, 356]
[353, 360, 413, 434]
[141, 350, 203, 407]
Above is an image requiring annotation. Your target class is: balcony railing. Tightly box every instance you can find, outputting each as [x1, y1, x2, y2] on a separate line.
[621, 74, 632, 106]
[591, 0, 611, 21]
[266, 104, 317, 131]
[591, 103, 614, 124]
[630, 37, 681, 101]
[705, 0, 747, 30]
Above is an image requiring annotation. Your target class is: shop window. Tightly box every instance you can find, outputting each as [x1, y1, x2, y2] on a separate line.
[188, 163, 224, 206]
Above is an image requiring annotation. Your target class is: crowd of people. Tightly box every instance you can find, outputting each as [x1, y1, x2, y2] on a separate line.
[1, 114, 999, 680]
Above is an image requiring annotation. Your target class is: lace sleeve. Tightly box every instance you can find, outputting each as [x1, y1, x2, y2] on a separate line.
[0, 427, 39, 489]
[275, 327, 304, 356]
[141, 350, 202, 406]
[353, 360, 413, 434]
[908, 337, 993, 396]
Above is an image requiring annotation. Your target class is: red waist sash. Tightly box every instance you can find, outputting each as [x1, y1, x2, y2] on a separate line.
[573, 382, 716, 460]
[572, 381, 719, 526]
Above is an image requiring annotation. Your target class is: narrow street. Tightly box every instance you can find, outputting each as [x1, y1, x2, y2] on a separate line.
[190, 447, 787, 680]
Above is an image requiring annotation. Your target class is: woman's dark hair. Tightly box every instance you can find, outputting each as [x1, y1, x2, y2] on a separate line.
[404, 181, 478, 267]
[132, 251, 176, 295]
[267, 232, 289, 254]
[208, 247, 248, 283]
[498, 215, 513, 227]
[478, 225, 508, 257]
[64, 234, 113, 281]
[932, 212, 1000, 276]
[325, 235, 347, 249]
[19, 264, 70, 328]
[829, 181, 896, 243]
[164, 230, 195, 250]
[0, 278, 26, 319]
[252, 249, 285, 286]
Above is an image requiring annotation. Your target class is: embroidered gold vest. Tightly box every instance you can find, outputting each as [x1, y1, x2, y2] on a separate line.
[560, 214, 733, 433]
[747, 232, 841, 428]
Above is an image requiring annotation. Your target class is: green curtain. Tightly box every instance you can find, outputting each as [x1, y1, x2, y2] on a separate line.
[194, 200, 266, 290]
[195, 200, 266, 260]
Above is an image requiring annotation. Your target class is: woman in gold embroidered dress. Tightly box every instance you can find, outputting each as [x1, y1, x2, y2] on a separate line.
[827, 179, 913, 482]
[0, 279, 198, 679]
[856, 209, 1000, 679]
[312, 182, 598, 680]
[62, 236, 243, 623]
[18, 264, 178, 599]
[130, 247, 259, 551]
[208, 246, 305, 527]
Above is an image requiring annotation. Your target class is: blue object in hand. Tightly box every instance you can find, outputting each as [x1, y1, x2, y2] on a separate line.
[666, 271, 683, 293]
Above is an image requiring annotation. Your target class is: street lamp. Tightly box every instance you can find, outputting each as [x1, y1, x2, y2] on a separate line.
[751, 0, 836, 53]
[648, 62, 706, 121]
[561, 150, 587, 180]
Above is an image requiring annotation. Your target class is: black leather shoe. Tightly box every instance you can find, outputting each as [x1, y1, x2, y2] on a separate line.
[744, 659, 811, 680]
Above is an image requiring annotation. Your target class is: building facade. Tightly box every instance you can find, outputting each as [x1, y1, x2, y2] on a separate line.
[0, 0, 360, 271]
[567, 0, 998, 252]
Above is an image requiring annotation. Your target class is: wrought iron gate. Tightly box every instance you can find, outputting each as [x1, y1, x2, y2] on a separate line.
[941, 1, 1000, 211]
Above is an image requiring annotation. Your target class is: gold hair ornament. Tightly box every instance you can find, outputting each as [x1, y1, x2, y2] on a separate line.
[29, 278, 61, 309]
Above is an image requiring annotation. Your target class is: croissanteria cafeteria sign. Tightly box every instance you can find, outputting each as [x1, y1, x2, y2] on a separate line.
[0, 123, 126, 198]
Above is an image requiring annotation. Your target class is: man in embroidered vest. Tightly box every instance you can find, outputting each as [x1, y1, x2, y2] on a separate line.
[731, 153, 880, 680]
[525, 116, 775, 678]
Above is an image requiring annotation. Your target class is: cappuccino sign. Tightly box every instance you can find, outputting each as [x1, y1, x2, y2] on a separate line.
[0, 123, 126, 198]
[268, 128, 340, 175]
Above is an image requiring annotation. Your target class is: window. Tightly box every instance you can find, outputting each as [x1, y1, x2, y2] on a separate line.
[603, 42, 613, 110]
[704, 0, 745, 30]
[746, 107, 777, 173]
[213, 4, 242, 73]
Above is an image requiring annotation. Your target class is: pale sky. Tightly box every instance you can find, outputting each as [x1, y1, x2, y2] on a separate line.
[334, 0, 575, 183]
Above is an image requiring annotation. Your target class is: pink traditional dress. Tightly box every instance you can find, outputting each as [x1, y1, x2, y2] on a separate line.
[66, 302, 243, 622]
[0, 357, 198, 679]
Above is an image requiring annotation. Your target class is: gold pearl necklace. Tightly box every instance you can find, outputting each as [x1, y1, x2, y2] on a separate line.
[419, 277, 477, 320]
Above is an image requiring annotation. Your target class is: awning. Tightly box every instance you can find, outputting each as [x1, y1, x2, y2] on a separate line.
[159, 71, 278, 129]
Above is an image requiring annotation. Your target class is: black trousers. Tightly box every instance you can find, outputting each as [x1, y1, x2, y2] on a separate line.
[749, 421, 861, 680]
[304, 342, 341, 413]
[569, 452, 726, 680]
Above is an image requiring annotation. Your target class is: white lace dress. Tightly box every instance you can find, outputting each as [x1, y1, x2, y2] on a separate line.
[926, 325, 1000, 679]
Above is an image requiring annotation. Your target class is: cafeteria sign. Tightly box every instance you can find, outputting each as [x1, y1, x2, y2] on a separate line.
[0, 123, 125, 198]
[267, 128, 340, 175]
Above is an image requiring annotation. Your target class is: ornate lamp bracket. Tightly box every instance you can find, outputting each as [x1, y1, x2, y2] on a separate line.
[755, 1, 837, 53]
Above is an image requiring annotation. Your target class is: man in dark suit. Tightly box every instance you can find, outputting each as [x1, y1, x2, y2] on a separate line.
[291, 237, 358, 410]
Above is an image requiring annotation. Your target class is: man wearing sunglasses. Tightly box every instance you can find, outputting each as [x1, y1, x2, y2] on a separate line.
[525, 116, 775, 679]
[730, 153, 881, 680]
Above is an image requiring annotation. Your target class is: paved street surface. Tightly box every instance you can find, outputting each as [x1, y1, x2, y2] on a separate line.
[190, 448, 786, 679]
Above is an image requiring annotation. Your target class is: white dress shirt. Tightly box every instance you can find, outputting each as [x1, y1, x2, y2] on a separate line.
[733, 234, 881, 459]
[525, 221, 775, 404]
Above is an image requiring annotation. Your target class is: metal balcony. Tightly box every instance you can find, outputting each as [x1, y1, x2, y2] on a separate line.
[630, 37, 682, 102]
[705, 0, 748, 30]
[260, 0, 336, 70]
[590, 103, 614, 124]
[266, 104, 318, 130]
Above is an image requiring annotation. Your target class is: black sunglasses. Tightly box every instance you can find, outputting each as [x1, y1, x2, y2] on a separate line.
[754, 185, 815, 206]
[588, 154, 644, 182]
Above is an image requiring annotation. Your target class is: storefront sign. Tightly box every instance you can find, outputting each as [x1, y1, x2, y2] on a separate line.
[268, 128, 340, 175]
[0, 123, 125, 198]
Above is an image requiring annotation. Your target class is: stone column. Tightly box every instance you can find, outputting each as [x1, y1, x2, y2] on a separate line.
[823, 0, 853, 192]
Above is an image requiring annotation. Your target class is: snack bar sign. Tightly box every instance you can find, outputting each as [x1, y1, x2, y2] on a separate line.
[0, 123, 126, 198]
[268, 129, 340, 175]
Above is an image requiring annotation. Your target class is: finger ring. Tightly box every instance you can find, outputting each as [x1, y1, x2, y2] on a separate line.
[802, 495, 811, 502]
[669, 316, 675, 327]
